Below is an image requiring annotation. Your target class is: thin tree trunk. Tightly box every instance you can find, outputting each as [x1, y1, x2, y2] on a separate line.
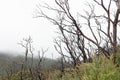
[113, 9, 120, 63]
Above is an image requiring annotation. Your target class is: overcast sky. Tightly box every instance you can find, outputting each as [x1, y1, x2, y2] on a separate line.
[0, 0, 88, 58]
[0, 0, 118, 58]
[0, 0, 56, 57]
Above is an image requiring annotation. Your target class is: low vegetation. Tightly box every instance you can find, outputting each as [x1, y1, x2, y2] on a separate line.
[1, 0, 120, 79]
[1, 52, 120, 80]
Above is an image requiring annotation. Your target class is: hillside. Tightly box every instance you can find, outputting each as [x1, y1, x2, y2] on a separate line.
[0, 53, 59, 75]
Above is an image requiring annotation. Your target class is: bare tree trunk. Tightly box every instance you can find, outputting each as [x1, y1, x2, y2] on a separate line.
[113, 9, 120, 63]
[20, 63, 24, 80]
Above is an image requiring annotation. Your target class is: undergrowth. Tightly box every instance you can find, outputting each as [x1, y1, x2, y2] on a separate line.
[1, 55, 120, 80]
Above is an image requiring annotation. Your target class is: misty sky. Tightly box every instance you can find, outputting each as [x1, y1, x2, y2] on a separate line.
[0, 0, 88, 58]
[0, 0, 118, 58]
[0, 0, 57, 57]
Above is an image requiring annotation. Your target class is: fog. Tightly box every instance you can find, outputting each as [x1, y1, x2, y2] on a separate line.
[0, 0, 58, 57]
[0, 0, 115, 58]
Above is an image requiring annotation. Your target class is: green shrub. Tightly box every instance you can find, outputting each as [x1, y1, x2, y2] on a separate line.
[80, 55, 120, 80]
[49, 55, 120, 80]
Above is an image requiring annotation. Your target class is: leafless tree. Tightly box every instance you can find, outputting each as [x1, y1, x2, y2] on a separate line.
[18, 36, 35, 80]
[19, 36, 49, 80]
[36, 0, 120, 65]
[93, 0, 120, 63]
[37, 48, 48, 69]
[18, 36, 34, 69]
[34, 48, 48, 80]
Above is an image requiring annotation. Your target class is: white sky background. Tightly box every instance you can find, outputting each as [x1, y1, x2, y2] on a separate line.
[0, 0, 58, 57]
[0, 0, 119, 58]
[0, 0, 87, 58]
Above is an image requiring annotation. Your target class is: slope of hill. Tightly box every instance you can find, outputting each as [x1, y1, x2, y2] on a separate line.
[0, 52, 59, 75]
